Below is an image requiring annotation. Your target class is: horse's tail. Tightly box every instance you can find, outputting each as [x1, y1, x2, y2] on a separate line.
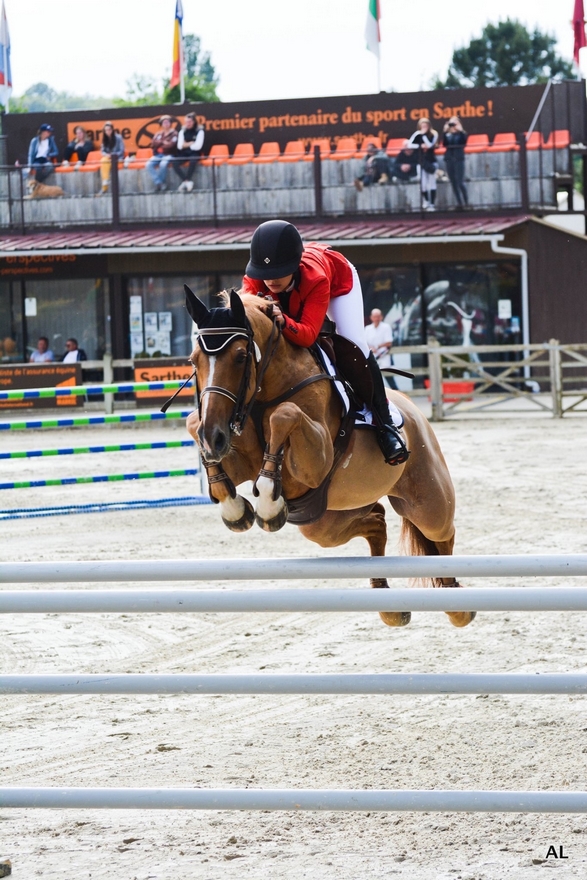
[399, 518, 443, 588]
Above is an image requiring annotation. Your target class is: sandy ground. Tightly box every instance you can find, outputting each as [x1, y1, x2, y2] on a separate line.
[1, 406, 587, 879]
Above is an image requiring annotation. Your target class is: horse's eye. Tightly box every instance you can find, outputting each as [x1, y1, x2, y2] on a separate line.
[234, 349, 247, 364]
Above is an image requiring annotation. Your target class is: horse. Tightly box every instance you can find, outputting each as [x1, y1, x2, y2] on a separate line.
[184, 286, 475, 629]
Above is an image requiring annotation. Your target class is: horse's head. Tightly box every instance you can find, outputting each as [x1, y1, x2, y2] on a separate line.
[186, 285, 274, 463]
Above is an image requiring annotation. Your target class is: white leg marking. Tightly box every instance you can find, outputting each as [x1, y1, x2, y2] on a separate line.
[220, 493, 247, 523]
[255, 475, 286, 522]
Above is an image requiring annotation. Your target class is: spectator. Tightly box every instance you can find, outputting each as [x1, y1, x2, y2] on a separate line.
[61, 338, 87, 363]
[354, 143, 390, 191]
[100, 122, 125, 195]
[147, 116, 179, 192]
[442, 116, 468, 209]
[364, 308, 397, 390]
[63, 126, 95, 166]
[391, 140, 419, 182]
[408, 117, 439, 211]
[173, 113, 205, 192]
[26, 124, 59, 183]
[29, 336, 54, 363]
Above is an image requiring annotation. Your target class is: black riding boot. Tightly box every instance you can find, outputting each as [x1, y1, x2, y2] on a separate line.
[367, 353, 410, 466]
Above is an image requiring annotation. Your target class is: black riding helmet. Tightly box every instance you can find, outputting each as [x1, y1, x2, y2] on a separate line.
[245, 220, 304, 280]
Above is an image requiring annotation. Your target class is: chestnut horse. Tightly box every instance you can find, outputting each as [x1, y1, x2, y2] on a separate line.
[185, 287, 474, 629]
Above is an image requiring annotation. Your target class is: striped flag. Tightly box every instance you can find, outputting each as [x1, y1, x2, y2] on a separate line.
[365, 0, 381, 59]
[170, 0, 184, 89]
[0, 1, 12, 111]
[573, 0, 586, 65]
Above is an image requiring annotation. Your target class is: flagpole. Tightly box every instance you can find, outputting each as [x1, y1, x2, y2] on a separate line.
[2, 42, 7, 111]
[179, 30, 185, 103]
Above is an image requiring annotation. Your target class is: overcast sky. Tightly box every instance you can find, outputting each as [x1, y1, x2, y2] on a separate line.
[6, 0, 584, 105]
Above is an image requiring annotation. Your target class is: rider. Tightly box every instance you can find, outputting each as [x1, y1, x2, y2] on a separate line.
[242, 219, 409, 466]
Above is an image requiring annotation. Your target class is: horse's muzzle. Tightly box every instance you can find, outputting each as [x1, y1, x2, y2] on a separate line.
[198, 423, 232, 464]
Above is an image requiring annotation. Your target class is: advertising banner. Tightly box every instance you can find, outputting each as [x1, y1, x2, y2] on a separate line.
[0, 363, 82, 409]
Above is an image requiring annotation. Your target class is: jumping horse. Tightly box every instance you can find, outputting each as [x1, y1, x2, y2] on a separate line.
[184, 286, 475, 629]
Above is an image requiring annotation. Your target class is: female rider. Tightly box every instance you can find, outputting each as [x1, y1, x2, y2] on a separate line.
[242, 219, 409, 466]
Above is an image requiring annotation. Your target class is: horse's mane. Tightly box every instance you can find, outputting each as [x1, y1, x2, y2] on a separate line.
[216, 288, 274, 325]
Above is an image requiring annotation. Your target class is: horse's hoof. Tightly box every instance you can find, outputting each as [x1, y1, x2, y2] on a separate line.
[446, 610, 477, 628]
[379, 611, 412, 627]
[222, 498, 255, 532]
[255, 499, 288, 532]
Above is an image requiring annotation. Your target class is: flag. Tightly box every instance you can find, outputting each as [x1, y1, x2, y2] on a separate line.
[170, 0, 184, 89]
[573, 0, 586, 64]
[0, 1, 12, 110]
[365, 0, 381, 59]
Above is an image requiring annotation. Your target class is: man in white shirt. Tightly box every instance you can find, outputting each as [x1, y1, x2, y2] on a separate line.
[364, 309, 397, 389]
[29, 336, 54, 363]
[61, 338, 87, 363]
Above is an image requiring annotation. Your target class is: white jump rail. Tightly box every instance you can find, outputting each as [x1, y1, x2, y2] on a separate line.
[3, 553, 587, 813]
[1, 553, 587, 583]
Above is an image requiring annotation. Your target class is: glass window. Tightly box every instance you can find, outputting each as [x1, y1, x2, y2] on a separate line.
[126, 275, 215, 358]
[359, 266, 423, 345]
[23, 278, 106, 361]
[0, 281, 22, 362]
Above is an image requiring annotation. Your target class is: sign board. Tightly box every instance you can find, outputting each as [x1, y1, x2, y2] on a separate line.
[134, 359, 195, 408]
[0, 363, 83, 410]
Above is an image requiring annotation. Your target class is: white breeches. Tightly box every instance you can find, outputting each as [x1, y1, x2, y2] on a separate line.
[326, 264, 369, 357]
[420, 168, 437, 192]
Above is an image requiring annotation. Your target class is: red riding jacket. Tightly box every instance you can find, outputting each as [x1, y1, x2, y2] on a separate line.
[242, 243, 353, 347]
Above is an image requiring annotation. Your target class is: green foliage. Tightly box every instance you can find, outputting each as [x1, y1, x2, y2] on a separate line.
[111, 74, 163, 108]
[7, 82, 115, 113]
[434, 19, 574, 89]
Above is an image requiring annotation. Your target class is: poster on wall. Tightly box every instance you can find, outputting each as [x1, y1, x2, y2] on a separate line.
[158, 312, 172, 332]
[131, 333, 145, 356]
[144, 313, 158, 333]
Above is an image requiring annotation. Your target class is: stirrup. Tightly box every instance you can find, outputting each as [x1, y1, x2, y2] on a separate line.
[378, 425, 410, 466]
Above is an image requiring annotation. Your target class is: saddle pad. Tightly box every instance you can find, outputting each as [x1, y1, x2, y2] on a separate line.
[317, 345, 404, 430]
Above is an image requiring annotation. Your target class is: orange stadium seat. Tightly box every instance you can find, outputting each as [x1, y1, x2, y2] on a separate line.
[464, 134, 490, 153]
[543, 129, 570, 149]
[55, 152, 78, 173]
[252, 142, 281, 163]
[278, 140, 307, 162]
[127, 148, 153, 170]
[487, 133, 519, 152]
[329, 137, 359, 159]
[524, 132, 543, 150]
[302, 138, 332, 160]
[385, 138, 407, 156]
[78, 150, 103, 171]
[200, 144, 230, 166]
[356, 136, 383, 157]
[226, 143, 255, 165]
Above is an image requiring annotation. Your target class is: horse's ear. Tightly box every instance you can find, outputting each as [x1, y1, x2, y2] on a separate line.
[229, 288, 246, 326]
[185, 284, 209, 326]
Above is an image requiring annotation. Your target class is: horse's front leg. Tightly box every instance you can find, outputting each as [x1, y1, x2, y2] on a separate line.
[186, 411, 255, 532]
[253, 402, 333, 532]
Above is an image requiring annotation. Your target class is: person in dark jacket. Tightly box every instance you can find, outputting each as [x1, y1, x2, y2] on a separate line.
[62, 126, 95, 166]
[26, 124, 59, 183]
[442, 116, 469, 208]
[354, 143, 391, 190]
[408, 118, 439, 211]
[61, 338, 87, 363]
[147, 115, 179, 192]
[391, 141, 419, 181]
[173, 113, 205, 192]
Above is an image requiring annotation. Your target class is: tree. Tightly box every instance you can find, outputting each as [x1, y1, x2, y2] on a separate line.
[163, 34, 220, 104]
[8, 82, 115, 113]
[434, 19, 574, 89]
[112, 74, 163, 108]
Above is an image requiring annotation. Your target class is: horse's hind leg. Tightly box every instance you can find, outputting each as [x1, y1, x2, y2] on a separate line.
[298, 504, 411, 628]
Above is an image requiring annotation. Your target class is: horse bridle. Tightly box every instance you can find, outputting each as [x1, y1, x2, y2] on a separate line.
[194, 315, 282, 437]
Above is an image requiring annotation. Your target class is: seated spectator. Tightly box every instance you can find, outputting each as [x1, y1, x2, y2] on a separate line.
[173, 113, 205, 192]
[354, 143, 391, 191]
[408, 117, 439, 211]
[61, 337, 87, 363]
[100, 122, 125, 195]
[442, 116, 468, 209]
[63, 126, 95, 166]
[29, 336, 54, 363]
[147, 116, 179, 192]
[26, 124, 59, 183]
[391, 141, 419, 181]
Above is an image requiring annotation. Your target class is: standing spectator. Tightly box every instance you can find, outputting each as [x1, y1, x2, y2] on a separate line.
[62, 126, 95, 166]
[147, 116, 179, 192]
[390, 140, 419, 181]
[173, 113, 205, 192]
[29, 336, 54, 363]
[354, 143, 390, 191]
[26, 124, 59, 183]
[61, 338, 87, 363]
[442, 116, 468, 209]
[364, 308, 397, 390]
[408, 117, 439, 211]
[100, 122, 125, 195]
